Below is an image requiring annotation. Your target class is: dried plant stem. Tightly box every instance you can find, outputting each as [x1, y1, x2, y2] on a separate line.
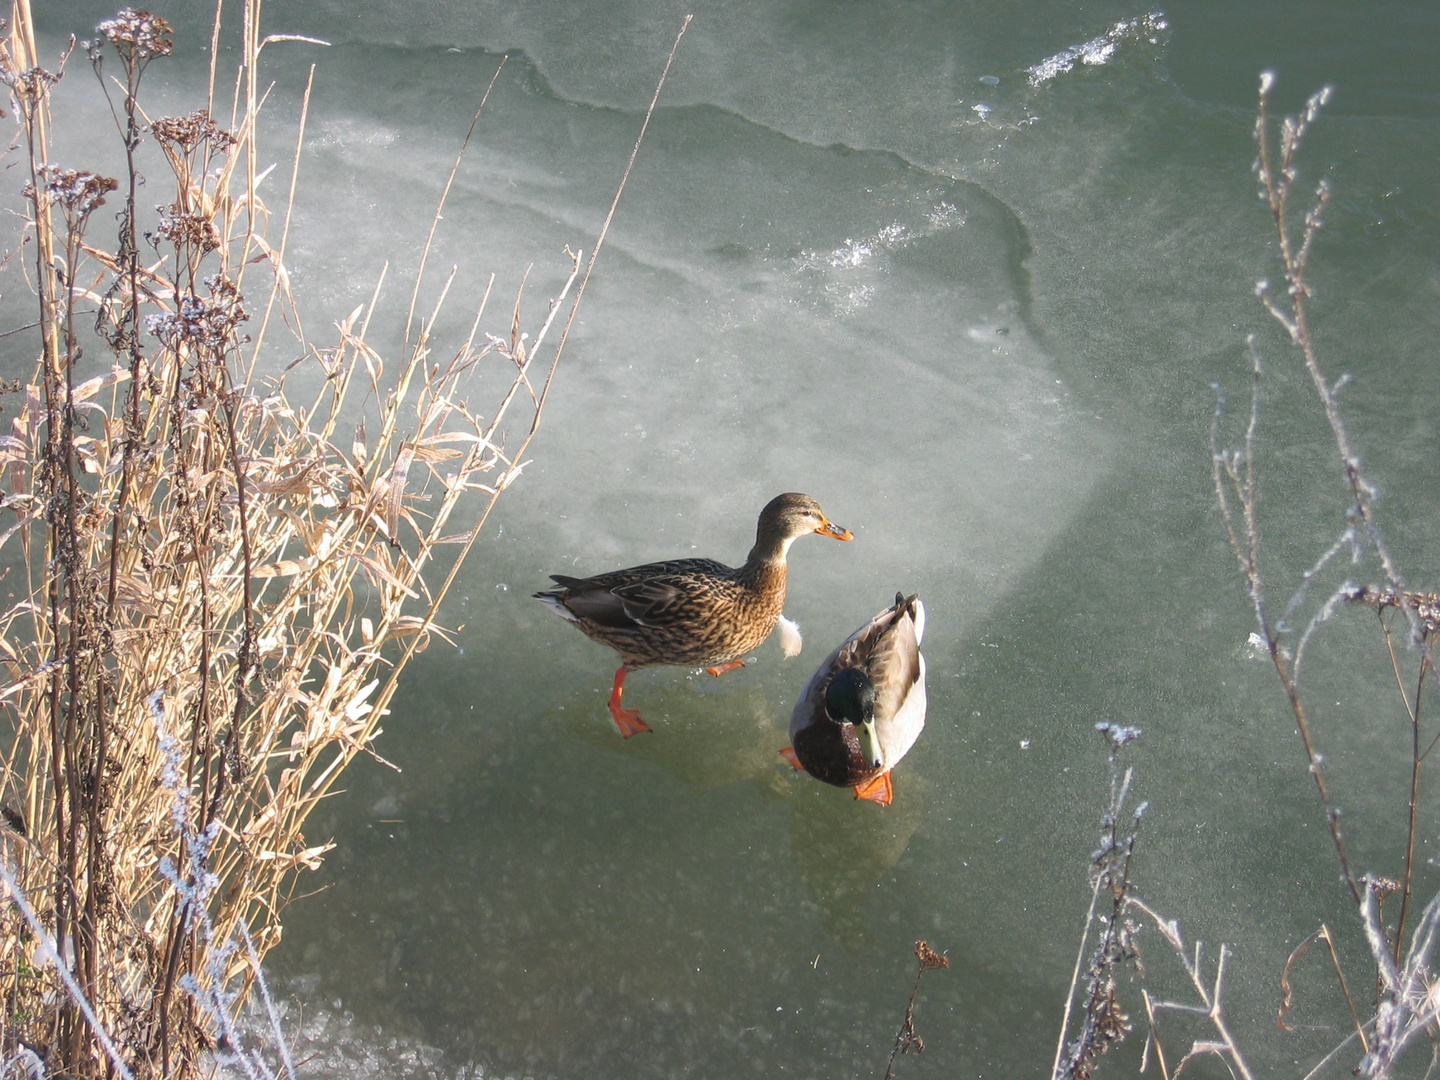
[532, 14, 693, 430]
[0, 861, 137, 1080]
[1214, 79, 1369, 906]
[1279, 923, 1367, 1053]
[1128, 899, 1255, 1080]
[1254, 80, 1408, 621]
[246, 61, 316, 377]
[1139, 991, 1169, 1078]
[1053, 724, 1145, 1080]
[1213, 361, 1360, 905]
[1053, 874, 1106, 1079]
[1375, 613, 1436, 959]
[882, 942, 948, 1080]
[403, 55, 509, 346]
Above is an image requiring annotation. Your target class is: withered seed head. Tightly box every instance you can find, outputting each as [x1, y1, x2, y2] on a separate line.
[145, 275, 248, 350]
[914, 940, 949, 972]
[152, 204, 220, 253]
[151, 110, 236, 154]
[25, 166, 119, 217]
[0, 66, 59, 101]
[95, 9, 174, 60]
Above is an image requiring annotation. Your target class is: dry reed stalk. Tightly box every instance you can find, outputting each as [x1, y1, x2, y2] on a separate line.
[0, 0, 680, 1075]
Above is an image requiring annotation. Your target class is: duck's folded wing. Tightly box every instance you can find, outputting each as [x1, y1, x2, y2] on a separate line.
[610, 576, 688, 624]
[834, 603, 900, 670]
[868, 617, 923, 720]
[861, 597, 924, 720]
[558, 559, 734, 628]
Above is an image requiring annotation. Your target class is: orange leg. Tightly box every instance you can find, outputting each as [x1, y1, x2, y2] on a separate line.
[607, 667, 650, 737]
[779, 746, 803, 770]
[852, 771, 893, 806]
[706, 659, 747, 677]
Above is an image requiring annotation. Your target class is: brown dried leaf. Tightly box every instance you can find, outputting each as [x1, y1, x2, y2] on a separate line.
[1278, 927, 1327, 1031]
[71, 366, 132, 404]
[253, 842, 332, 873]
[352, 418, 367, 467]
[251, 558, 316, 579]
[385, 444, 415, 539]
[407, 445, 463, 464]
[353, 551, 418, 597]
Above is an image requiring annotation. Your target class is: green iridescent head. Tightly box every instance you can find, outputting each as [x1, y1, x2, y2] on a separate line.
[824, 667, 881, 769]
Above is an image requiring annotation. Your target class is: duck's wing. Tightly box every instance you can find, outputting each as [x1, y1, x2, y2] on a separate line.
[789, 630, 853, 741]
[547, 559, 734, 628]
[868, 596, 926, 766]
[865, 595, 924, 722]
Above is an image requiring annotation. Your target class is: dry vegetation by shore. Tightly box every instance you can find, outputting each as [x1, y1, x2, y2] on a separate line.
[0, 0, 676, 1074]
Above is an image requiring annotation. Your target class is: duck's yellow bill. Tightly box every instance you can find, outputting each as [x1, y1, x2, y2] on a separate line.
[817, 519, 853, 541]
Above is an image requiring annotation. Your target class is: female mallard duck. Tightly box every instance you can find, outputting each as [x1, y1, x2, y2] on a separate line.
[534, 493, 853, 737]
[782, 592, 926, 806]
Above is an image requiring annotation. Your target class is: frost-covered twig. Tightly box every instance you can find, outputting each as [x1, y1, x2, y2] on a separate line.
[1126, 898, 1255, 1080]
[1207, 72, 1440, 1078]
[1213, 80, 1381, 906]
[150, 690, 295, 1080]
[1254, 75, 1413, 639]
[1356, 878, 1440, 1078]
[0, 859, 136, 1080]
[1053, 723, 1146, 1080]
[1054, 730, 1259, 1080]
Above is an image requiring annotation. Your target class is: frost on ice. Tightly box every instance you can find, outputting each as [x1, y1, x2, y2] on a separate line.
[1026, 13, 1168, 87]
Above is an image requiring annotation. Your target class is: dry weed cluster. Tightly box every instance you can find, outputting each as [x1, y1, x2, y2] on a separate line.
[0, 3, 591, 1077]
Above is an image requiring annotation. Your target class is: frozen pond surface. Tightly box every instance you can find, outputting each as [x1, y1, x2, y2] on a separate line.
[22, 0, 1440, 1076]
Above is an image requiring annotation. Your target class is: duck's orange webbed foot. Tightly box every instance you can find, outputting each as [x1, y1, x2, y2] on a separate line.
[610, 704, 650, 738]
[779, 746, 803, 770]
[853, 771, 893, 806]
[705, 659, 747, 677]
[608, 668, 651, 737]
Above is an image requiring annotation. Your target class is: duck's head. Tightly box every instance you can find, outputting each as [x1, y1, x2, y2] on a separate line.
[824, 667, 882, 770]
[756, 493, 853, 553]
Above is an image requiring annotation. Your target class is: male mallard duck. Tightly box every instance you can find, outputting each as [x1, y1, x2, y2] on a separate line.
[782, 592, 926, 806]
[534, 493, 853, 737]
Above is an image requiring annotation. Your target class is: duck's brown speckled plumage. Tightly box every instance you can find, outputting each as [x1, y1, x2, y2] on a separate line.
[542, 556, 788, 669]
[787, 592, 927, 804]
[535, 493, 852, 736]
